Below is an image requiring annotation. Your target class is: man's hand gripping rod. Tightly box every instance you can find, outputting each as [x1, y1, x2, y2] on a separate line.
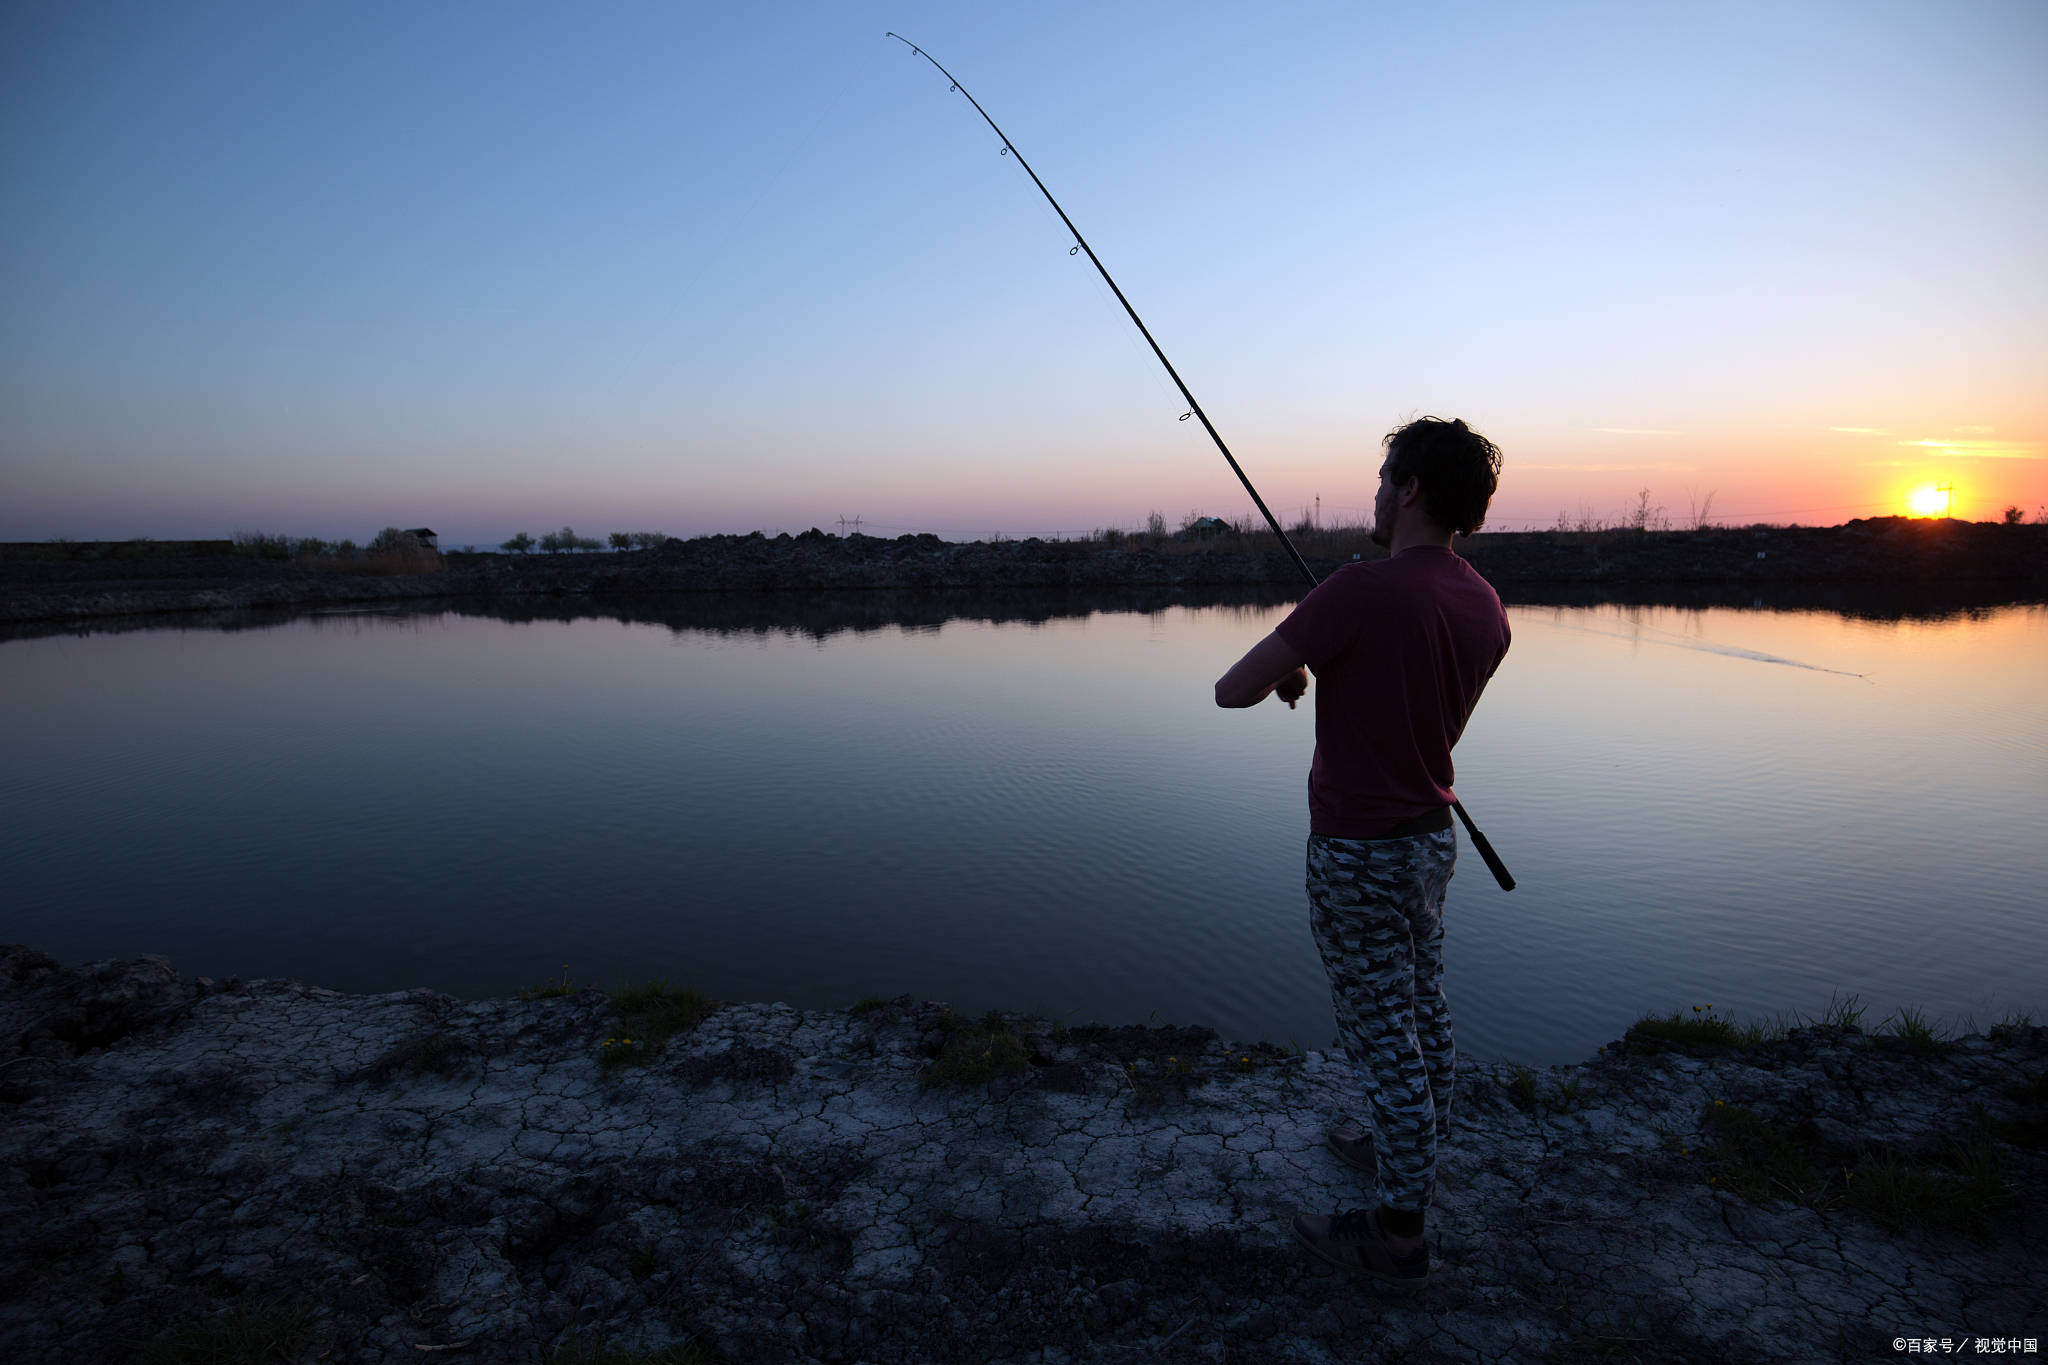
[888, 33, 1515, 892]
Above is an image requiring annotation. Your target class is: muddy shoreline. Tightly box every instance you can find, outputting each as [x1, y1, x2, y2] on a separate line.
[2, 519, 2041, 630]
[4, 947, 2042, 1362]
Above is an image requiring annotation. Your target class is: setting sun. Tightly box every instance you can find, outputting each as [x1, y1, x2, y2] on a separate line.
[1905, 484, 1951, 517]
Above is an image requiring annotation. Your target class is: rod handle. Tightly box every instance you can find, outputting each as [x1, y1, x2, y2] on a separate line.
[1452, 799, 1515, 892]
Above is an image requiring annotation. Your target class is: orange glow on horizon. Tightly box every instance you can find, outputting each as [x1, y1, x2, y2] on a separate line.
[1905, 484, 1951, 517]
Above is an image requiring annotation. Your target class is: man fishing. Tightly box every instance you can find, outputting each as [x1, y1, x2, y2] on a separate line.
[1214, 416, 1510, 1286]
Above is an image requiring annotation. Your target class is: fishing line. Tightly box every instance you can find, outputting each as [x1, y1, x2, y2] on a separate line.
[1539, 616, 1868, 678]
[886, 34, 1517, 890]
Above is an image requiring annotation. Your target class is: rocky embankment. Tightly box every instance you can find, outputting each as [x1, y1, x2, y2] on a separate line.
[4, 947, 2042, 1363]
[2, 519, 2041, 626]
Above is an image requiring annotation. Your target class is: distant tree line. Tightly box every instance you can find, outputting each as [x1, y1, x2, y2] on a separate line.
[498, 528, 671, 554]
[233, 527, 429, 559]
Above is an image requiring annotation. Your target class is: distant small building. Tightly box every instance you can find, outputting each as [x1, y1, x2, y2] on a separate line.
[404, 528, 439, 550]
[1179, 516, 1232, 540]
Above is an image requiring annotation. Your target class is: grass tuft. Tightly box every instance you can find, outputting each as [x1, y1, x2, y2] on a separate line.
[518, 964, 577, 1001]
[601, 979, 709, 1073]
[1813, 991, 1867, 1032]
[139, 1295, 319, 1364]
[1508, 1064, 1540, 1111]
[549, 1327, 716, 1364]
[1701, 1102, 1830, 1205]
[921, 1017, 1032, 1089]
[1845, 1135, 2012, 1237]
[1989, 1072, 2048, 1150]
[1700, 1102, 2015, 1238]
[356, 1031, 472, 1084]
[1879, 1006, 1949, 1056]
[1626, 1003, 1788, 1051]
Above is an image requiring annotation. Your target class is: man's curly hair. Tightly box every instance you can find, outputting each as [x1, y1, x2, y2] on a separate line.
[1383, 417, 1502, 536]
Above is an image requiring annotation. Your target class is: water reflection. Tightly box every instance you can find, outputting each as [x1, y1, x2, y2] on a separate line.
[1, 591, 2040, 1065]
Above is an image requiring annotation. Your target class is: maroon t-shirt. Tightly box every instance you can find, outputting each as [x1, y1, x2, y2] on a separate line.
[1274, 546, 1510, 838]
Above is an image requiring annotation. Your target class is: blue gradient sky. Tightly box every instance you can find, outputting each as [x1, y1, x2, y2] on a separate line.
[4, 0, 2044, 545]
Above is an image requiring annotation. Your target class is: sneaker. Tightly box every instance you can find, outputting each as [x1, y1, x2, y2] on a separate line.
[1325, 1118, 1445, 1206]
[1292, 1207, 1429, 1286]
[1326, 1118, 1375, 1173]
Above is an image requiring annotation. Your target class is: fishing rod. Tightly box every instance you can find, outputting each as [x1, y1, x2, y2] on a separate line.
[886, 33, 1311, 585]
[887, 33, 1515, 893]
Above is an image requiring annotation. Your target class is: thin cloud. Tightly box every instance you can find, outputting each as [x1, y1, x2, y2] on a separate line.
[1590, 427, 1680, 436]
[1830, 426, 1892, 435]
[1952, 425, 1996, 434]
[1896, 439, 2041, 460]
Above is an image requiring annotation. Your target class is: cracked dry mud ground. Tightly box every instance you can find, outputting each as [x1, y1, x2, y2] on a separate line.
[3, 947, 2042, 1363]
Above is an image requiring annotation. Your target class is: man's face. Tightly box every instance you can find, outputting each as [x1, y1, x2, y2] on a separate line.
[1370, 459, 1396, 547]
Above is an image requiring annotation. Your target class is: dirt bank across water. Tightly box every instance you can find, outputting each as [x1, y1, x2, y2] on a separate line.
[2, 518, 2041, 629]
[3, 947, 2042, 1363]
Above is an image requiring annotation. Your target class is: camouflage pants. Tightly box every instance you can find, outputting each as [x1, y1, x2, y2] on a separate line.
[1305, 828, 1458, 1213]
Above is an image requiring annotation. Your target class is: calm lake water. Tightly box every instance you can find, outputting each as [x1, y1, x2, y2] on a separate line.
[3, 592, 2042, 1065]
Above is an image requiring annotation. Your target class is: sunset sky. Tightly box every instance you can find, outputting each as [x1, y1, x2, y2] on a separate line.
[3, 0, 2043, 545]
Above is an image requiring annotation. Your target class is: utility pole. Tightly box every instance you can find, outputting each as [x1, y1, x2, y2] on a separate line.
[1937, 483, 1954, 518]
[836, 515, 863, 537]
[1315, 495, 1320, 530]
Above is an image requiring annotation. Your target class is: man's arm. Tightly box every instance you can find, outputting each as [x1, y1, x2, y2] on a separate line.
[1214, 630, 1309, 709]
